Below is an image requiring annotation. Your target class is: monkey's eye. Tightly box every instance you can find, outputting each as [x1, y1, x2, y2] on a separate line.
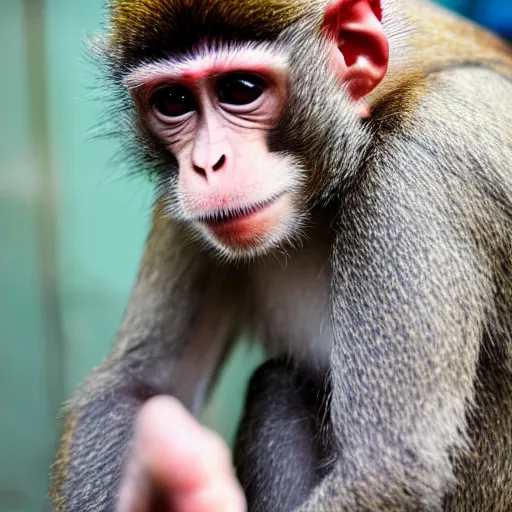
[217, 73, 266, 106]
[150, 85, 196, 118]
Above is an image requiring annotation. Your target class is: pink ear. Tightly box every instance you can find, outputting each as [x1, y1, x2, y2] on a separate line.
[323, 0, 389, 102]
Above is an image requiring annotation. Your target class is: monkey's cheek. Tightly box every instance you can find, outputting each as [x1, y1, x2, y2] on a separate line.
[204, 195, 290, 250]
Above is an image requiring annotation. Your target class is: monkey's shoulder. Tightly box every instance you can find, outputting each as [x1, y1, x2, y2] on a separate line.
[421, 67, 512, 153]
[422, 65, 511, 126]
[376, 66, 512, 158]
[367, 66, 512, 217]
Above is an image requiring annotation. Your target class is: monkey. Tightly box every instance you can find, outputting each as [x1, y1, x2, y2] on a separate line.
[50, 0, 512, 510]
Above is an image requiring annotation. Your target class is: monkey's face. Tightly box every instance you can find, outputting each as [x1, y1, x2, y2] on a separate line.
[121, 0, 389, 260]
[128, 45, 309, 259]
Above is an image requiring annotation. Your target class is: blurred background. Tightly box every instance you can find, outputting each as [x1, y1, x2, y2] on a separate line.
[0, 0, 511, 511]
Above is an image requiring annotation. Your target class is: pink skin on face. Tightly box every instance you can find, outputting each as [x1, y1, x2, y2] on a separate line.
[128, 18, 389, 254]
[130, 48, 294, 250]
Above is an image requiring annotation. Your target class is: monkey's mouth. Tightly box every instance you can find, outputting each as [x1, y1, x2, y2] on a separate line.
[197, 192, 285, 225]
[198, 192, 289, 248]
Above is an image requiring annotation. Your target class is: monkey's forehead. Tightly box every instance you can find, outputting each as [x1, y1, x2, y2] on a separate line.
[106, 0, 322, 66]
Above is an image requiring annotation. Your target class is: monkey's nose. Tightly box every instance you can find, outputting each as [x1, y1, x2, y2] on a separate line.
[193, 155, 227, 177]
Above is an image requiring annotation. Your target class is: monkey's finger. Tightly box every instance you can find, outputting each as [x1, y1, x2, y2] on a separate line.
[132, 395, 246, 512]
[117, 448, 155, 512]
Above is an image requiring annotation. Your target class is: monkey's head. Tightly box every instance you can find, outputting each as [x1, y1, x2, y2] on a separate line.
[103, 0, 389, 259]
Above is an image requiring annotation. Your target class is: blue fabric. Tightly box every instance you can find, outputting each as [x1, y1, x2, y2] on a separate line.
[439, 0, 512, 37]
[474, 1, 512, 37]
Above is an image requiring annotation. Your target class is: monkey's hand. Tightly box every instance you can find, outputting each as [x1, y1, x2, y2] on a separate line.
[117, 396, 247, 512]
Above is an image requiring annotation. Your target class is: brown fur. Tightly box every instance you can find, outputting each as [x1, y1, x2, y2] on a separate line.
[370, 0, 512, 107]
[108, 0, 310, 39]
[51, 412, 77, 512]
[106, 0, 324, 65]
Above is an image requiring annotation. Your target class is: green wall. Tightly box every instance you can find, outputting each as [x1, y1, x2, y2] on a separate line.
[0, 3, 56, 510]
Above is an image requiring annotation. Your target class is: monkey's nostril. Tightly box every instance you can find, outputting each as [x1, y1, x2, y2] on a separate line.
[193, 165, 206, 177]
[212, 155, 226, 171]
[193, 156, 225, 177]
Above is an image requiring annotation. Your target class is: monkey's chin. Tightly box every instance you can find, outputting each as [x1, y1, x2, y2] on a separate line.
[200, 194, 293, 259]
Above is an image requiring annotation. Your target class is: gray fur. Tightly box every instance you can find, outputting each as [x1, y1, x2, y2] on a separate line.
[51, 1, 512, 511]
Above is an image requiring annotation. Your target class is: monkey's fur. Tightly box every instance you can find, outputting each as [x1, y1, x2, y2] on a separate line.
[51, 0, 512, 510]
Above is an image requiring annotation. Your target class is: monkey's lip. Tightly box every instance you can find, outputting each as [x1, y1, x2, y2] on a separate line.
[198, 193, 285, 225]
[199, 193, 288, 246]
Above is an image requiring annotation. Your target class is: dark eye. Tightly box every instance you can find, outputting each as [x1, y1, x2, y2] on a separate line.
[217, 73, 267, 106]
[150, 85, 196, 118]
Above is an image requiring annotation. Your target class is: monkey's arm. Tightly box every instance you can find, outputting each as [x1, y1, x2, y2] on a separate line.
[51, 204, 235, 512]
[302, 137, 492, 511]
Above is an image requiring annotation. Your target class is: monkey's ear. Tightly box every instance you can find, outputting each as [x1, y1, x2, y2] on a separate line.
[323, 0, 389, 103]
